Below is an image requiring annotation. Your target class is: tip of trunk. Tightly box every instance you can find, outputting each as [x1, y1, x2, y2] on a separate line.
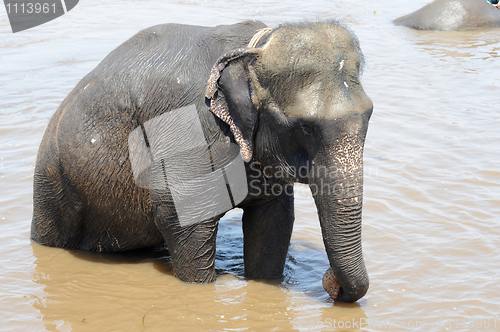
[322, 268, 369, 303]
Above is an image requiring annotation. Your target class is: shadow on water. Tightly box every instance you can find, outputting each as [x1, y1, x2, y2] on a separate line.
[68, 243, 176, 276]
[68, 245, 171, 263]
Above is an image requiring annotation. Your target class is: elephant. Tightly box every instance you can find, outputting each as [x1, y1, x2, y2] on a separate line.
[31, 20, 373, 303]
[393, 0, 500, 31]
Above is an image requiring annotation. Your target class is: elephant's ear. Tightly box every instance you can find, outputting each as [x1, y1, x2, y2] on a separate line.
[206, 48, 262, 163]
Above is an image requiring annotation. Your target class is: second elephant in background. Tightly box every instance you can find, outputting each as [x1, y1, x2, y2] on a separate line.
[394, 0, 500, 31]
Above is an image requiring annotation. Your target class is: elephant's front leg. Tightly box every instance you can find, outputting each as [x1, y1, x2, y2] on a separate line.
[152, 193, 219, 283]
[242, 184, 294, 278]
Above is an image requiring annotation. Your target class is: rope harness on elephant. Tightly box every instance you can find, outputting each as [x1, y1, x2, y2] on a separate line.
[247, 28, 273, 48]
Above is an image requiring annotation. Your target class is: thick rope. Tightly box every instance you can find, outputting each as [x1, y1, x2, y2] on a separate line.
[247, 27, 273, 48]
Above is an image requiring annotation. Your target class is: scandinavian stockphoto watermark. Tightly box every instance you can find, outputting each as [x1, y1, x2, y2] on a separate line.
[3, 0, 78, 33]
[247, 161, 367, 198]
[291, 317, 498, 330]
[128, 104, 248, 228]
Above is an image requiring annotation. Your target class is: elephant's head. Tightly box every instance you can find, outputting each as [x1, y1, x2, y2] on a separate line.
[206, 21, 372, 303]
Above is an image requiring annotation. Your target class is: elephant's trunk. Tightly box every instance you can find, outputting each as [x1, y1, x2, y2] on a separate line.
[309, 136, 369, 302]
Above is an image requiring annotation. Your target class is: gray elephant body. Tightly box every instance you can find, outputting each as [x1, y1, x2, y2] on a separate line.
[394, 0, 500, 31]
[32, 20, 373, 302]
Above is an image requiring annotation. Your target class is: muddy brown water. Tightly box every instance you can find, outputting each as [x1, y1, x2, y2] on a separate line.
[1, 0, 499, 331]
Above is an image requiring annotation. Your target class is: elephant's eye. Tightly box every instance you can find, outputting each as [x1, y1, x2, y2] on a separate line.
[301, 125, 314, 136]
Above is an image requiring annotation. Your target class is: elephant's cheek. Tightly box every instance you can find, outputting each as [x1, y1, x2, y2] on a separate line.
[322, 268, 341, 299]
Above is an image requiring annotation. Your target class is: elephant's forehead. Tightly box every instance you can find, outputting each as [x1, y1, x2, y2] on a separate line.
[260, 25, 360, 71]
[281, 78, 372, 120]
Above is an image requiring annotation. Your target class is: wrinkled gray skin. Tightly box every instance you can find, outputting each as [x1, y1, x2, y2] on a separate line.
[32, 20, 372, 302]
[394, 0, 500, 31]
